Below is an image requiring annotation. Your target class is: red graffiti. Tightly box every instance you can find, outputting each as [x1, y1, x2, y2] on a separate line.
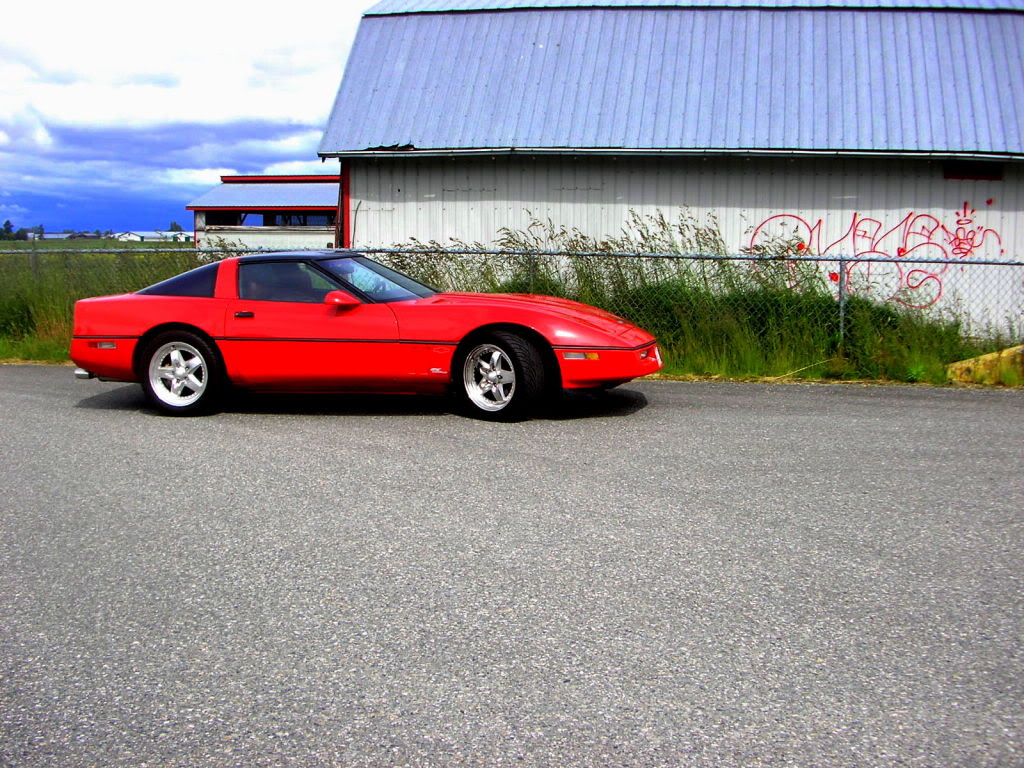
[748, 202, 1006, 309]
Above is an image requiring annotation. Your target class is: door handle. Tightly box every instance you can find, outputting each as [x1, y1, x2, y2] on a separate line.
[234, 311, 255, 318]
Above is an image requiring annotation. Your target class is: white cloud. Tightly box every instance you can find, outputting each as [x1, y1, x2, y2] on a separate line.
[32, 123, 53, 148]
[0, 0, 369, 128]
[161, 168, 240, 187]
[1, 110, 55, 151]
[236, 131, 325, 158]
[262, 159, 340, 175]
[0, 203, 30, 220]
[0, 0, 372, 228]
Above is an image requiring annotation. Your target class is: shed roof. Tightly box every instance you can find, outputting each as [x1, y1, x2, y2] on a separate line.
[320, 1, 1024, 158]
[187, 177, 340, 210]
[366, 0, 1024, 11]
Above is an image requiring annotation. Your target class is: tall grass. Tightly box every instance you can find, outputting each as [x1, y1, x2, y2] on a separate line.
[0, 243, 203, 360]
[388, 211, 1019, 383]
[1, 225, 1018, 384]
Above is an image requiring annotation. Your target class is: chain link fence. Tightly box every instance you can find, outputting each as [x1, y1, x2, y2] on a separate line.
[368, 247, 1023, 382]
[2, 245, 1021, 382]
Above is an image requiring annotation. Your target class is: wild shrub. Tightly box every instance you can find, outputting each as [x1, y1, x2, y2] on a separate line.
[0, 248, 205, 359]
[392, 210, 1017, 383]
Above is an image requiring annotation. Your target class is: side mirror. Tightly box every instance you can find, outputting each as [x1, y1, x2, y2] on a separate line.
[324, 289, 360, 308]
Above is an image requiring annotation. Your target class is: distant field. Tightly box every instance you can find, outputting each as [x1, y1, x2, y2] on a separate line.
[0, 239, 193, 251]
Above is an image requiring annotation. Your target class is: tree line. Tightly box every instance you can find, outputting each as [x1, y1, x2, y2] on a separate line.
[1, 221, 186, 240]
[1, 221, 44, 241]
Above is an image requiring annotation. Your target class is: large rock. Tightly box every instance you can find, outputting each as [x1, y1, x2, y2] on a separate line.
[947, 345, 1024, 385]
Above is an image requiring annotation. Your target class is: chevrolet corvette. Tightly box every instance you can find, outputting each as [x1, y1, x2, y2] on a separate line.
[71, 251, 662, 419]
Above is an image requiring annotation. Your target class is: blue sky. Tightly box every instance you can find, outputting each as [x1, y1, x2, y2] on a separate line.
[0, 1, 369, 233]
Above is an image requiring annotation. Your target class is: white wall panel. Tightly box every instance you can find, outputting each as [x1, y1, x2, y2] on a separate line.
[350, 155, 1023, 330]
[196, 227, 336, 250]
[351, 155, 1022, 259]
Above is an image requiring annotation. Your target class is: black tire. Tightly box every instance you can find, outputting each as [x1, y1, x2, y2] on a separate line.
[455, 331, 546, 421]
[139, 331, 223, 416]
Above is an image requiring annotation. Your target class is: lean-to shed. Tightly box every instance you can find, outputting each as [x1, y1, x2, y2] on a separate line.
[188, 175, 340, 250]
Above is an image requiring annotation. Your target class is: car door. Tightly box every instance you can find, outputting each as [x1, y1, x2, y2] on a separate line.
[220, 260, 401, 389]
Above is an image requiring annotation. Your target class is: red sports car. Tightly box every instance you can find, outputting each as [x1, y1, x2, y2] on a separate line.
[71, 252, 662, 419]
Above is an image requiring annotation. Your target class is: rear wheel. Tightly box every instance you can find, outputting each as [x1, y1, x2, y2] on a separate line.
[141, 331, 222, 415]
[457, 331, 546, 420]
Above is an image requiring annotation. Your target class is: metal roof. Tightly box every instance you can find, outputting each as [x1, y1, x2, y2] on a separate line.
[187, 182, 339, 210]
[366, 0, 1024, 12]
[320, 4, 1024, 157]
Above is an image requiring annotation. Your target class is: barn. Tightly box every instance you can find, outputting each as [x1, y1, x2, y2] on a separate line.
[318, 0, 1023, 275]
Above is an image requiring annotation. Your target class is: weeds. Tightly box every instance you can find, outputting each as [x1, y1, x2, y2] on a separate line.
[385, 210, 1020, 383]
[1, 219, 1019, 385]
[0, 245, 205, 361]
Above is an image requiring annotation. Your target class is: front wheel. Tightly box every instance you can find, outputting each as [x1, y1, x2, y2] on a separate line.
[141, 332, 222, 415]
[456, 331, 546, 420]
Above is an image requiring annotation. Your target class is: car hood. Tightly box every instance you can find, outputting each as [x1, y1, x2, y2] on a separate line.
[425, 292, 652, 343]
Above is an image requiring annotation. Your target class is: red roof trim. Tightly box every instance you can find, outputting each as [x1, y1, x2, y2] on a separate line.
[186, 205, 337, 211]
[219, 175, 341, 184]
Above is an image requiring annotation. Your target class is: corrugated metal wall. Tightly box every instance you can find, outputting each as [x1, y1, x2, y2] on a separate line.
[349, 156, 1022, 260]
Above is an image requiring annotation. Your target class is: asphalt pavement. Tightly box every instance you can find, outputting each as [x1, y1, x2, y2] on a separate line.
[1, 365, 1022, 767]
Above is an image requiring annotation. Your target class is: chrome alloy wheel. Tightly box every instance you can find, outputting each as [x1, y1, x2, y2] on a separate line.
[148, 341, 208, 408]
[463, 343, 517, 412]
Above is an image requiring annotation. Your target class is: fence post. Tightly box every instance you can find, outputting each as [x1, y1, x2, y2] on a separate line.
[30, 235, 40, 282]
[837, 256, 848, 348]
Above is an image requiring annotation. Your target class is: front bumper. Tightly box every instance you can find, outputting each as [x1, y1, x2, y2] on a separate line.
[558, 342, 663, 389]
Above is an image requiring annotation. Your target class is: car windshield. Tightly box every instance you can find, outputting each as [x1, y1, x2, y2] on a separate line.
[317, 256, 436, 303]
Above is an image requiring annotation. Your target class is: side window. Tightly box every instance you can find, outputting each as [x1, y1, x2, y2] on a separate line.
[238, 262, 337, 303]
[138, 262, 219, 297]
[319, 257, 433, 302]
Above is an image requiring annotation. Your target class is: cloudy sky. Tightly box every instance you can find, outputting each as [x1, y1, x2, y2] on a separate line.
[0, 0, 371, 232]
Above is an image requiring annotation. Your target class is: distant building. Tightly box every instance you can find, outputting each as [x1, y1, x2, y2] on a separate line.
[113, 231, 194, 243]
[187, 175, 340, 249]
